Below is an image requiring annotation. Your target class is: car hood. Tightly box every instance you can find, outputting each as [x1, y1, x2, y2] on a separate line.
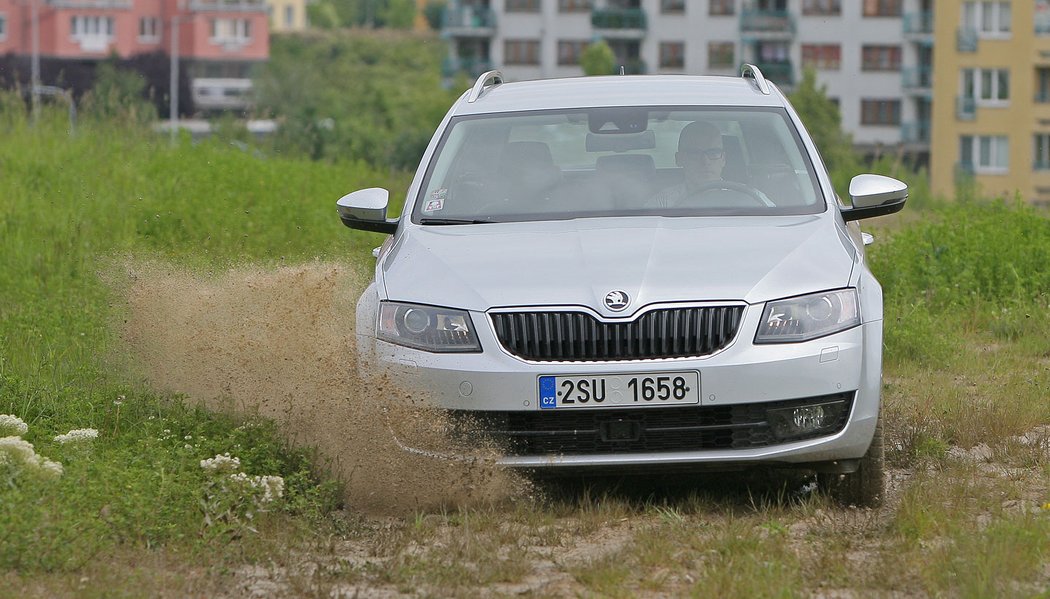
[381, 215, 855, 315]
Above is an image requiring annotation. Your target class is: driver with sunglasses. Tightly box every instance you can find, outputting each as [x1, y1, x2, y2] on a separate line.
[647, 120, 771, 209]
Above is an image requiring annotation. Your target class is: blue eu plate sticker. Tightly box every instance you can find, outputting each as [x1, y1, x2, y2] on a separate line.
[539, 376, 557, 409]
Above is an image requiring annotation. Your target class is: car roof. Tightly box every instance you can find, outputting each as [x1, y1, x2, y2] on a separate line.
[452, 74, 787, 116]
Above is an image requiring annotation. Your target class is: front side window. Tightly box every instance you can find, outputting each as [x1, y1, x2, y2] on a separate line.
[962, 1, 1011, 36]
[861, 45, 901, 71]
[863, 0, 901, 17]
[961, 67, 1010, 104]
[860, 99, 901, 125]
[960, 134, 1009, 173]
[708, 41, 735, 69]
[506, 0, 541, 12]
[803, 0, 840, 15]
[413, 107, 825, 224]
[801, 44, 841, 70]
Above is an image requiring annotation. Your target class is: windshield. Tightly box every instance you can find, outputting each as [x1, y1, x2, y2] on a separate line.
[412, 106, 825, 224]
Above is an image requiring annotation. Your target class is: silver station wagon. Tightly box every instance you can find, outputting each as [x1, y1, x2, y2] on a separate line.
[337, 66, 907, 506]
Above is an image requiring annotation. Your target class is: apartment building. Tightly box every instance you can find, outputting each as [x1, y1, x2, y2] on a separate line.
[930, 0, 1050, 204]
[0, 0, 269, 114]
[442, 0, 932, 154]
[267, 0, 309, 32]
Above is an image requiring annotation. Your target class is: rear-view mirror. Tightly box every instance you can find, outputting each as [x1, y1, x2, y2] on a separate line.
[841, 174, 908, 222]
[336, 188, 398, 234]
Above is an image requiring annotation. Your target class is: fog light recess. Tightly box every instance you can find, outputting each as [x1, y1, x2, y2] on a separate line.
[767, 400, 847, 441]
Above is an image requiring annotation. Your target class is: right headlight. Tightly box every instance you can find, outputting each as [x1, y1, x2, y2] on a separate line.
[754, 289, 860, 344]
[378, 301, 482, 353]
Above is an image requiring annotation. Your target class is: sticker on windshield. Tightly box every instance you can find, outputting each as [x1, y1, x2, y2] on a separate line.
[423, 189, 446, 212]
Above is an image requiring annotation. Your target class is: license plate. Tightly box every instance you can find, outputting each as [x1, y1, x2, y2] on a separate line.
[538, 372, 700, 410]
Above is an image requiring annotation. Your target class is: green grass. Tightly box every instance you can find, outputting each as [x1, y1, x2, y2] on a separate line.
[2, 111, 1049, 596]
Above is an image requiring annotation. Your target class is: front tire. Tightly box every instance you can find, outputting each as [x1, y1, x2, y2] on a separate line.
[818, 417, 885, 507]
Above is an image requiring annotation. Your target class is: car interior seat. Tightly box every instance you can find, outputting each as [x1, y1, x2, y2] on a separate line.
[721, 135, 748, 184]
[495, 141, 562, 210]
[595, 153, 657, 210]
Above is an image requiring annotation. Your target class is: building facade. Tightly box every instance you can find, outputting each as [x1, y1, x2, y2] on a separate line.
[442, 0, 933, 154]
[930, 0, 1050, 204]
[0, 0, 269, 113]
[267, 0, 309, 32]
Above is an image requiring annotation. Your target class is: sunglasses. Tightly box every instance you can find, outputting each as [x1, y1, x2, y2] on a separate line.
[680, 147, 725, 160]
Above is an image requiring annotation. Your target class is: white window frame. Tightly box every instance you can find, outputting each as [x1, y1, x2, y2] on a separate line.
[209, 18, 252, 45]
[138, 16, 160, 42]
[0, 14, 7, 41]
[962, 1, 1011, 38]
[961, 134, 1009, 174]
[960, 67, 1009, 106]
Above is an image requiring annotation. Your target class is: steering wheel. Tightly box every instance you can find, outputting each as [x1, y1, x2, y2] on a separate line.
[673, 180, 773, 208]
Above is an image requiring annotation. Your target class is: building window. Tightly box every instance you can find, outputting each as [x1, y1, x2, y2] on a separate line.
[504, 40, 540, 65]
[861, 45, 901, 71]
[961, 68, 1010, 104]
[860, 100, 901, 125]
[209, 18, 252, 44]
[863, 0, 901, 17]
[803, 0, 840, 15]
[1035, 134, 1050, 169]
[659, 0, 684, 13]
[659, 42, 685, 69]
[558, 0, 591, 11]
[0, 14, 7, 40]
[71, 15, 115, 38]
[284, 5, 295, 26]
[557, 40, 586, 65]
[801, 44, 841, 70]
[962, 1, 1011, 36]
[506, 0, 541, 12]
[1037, 0, 1050, 35]
[708, 41, 734, 69]
[710, 0, 735, 16]
[138, 17, 159, 41]
[960, 135, 1009, 173]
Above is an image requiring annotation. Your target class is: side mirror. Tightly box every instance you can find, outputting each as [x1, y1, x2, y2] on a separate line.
[336, 188, 398, 234]
[841, 174, 908, 222]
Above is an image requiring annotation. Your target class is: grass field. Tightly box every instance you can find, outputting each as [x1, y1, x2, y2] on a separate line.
[1, 111, 1048, 597]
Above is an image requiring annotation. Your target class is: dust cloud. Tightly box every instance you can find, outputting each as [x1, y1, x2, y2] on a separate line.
[111, 260, 529, 516]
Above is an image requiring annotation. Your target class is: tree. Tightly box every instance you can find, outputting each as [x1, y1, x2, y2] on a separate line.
[787, 67, 858, 178]
[580, 40, 615, 76]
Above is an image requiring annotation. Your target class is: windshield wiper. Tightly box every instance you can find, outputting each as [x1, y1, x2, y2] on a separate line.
[419, 218, 496, 225]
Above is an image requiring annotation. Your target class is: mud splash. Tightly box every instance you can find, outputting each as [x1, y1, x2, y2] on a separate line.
[112, 260, 528, 516]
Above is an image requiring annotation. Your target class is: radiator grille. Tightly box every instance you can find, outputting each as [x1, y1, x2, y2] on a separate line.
[490, 305, 744, 361]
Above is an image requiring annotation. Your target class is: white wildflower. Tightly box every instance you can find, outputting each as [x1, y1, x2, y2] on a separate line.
[253, 475, 285, 504]
[113, 395, 125, 406]
[0, 436, 63, 479]
[54, 428, 99, 444]
[184, 444, 193, 450]
[200, 453, 241, 473]
[184, 435, 193, 441]
[0, 415, 28, 437]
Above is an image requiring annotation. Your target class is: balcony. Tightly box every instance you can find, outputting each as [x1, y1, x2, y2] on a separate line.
[903, 11, 933, 37]
[591, 9, 647, 38]
[900, 120, 930, 145]
[740, 10, 795, 40]
[956, 96, 976, 120]
[442, 5, 496, 37]
[753, 61, 793, 86]
[901, 66, 932, 93]
[441, 56, 493, 79]
[957, 27, 978, 52]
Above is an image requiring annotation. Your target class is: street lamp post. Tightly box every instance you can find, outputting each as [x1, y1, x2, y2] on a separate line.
[169, 14, 181, 144]
[30, 0, 40, 123]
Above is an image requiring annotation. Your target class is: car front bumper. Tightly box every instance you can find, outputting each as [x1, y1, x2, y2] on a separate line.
[357, 304, 883, 470]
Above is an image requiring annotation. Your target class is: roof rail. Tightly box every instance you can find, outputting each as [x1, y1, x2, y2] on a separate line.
[740, 64, 771, 96]
[467, 70, 504, 103]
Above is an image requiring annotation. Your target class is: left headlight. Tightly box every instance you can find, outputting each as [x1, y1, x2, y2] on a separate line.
[378, 301, 482, 353]
[754, 289, 860, 344]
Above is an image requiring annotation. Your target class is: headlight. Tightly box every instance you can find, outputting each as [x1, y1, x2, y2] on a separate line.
[378, 302, 481, 352]
[754, 289, 860, 344]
